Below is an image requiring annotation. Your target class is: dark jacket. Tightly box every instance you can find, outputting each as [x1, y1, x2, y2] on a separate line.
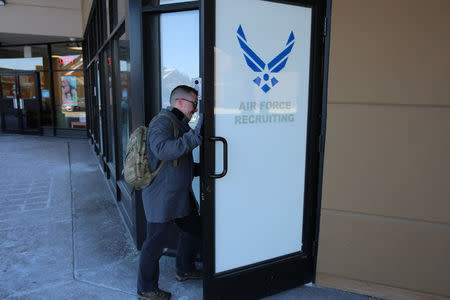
[142, 107, 200, 223]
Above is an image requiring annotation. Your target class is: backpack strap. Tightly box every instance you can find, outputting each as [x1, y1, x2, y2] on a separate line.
[149, 113, 179, 176]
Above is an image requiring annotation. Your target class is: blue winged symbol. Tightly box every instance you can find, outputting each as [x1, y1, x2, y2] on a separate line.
[237, 25, 295, 93]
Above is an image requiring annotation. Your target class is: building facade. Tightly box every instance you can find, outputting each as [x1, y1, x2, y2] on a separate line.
[1, 0, 449, 299]
[80, 0, 450, 299]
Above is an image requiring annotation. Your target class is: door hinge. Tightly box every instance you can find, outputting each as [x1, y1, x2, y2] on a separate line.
[323, 17, 327, 37]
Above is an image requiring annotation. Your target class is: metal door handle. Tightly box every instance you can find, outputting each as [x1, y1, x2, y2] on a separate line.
[13, 98, 18, 109]
[209, 137, 228, 178]
[19, 98, 24, 110]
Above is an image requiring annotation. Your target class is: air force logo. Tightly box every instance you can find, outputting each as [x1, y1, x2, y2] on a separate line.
[237, 25, 295, 93]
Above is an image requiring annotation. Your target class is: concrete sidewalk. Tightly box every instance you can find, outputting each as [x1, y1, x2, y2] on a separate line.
[0, 134, 377, 300]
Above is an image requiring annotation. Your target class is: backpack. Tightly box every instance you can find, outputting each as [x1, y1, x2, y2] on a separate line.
[124, 113, 179, 190]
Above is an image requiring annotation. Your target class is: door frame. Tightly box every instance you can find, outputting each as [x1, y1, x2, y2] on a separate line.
[0, 71, 42, 135]
[200, 0, 331, 298]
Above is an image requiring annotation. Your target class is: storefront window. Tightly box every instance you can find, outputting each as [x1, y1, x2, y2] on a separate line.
[54, 70, 86, 128]
[104, 44, 115, 162]
[1, 75, 15, 98]
[0, 42, 87, 132]
[39, 72, 53, 127]
[96, 61, 104, 154]
[18, 75, 36, 99]
[160, 10, 199, 107]
[0, 45, 49, 71]
[119, 32, 130, 166]
[51, 43, 83, 70]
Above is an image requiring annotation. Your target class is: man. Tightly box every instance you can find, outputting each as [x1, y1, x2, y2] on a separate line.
[137, 85, 203, 300]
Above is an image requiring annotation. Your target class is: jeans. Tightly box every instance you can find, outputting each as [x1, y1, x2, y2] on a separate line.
[137, 212, 201, 293]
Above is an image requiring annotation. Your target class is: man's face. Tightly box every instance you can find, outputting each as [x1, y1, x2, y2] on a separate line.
[178, 92, 198, 121]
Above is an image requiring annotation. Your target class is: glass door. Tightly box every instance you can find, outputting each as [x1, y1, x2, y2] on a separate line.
[201, 0, 328, 298]
[0, 72, 41, 134]
[18, 73, 41, 133]
[0, 74, 20, 132]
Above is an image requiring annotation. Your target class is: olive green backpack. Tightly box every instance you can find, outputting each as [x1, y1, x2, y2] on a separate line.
[124, 113, 178, 190]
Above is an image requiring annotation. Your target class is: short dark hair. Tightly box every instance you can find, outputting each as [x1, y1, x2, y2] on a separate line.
[170, 85, 198, 105]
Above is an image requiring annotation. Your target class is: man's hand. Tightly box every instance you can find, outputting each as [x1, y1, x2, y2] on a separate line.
[194, 113, 203, 136]
[190, 113, 203, 147]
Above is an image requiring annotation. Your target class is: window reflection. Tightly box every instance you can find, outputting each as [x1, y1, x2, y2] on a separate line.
[39, 72, 52, 127]
[160, 10, 199, 108]
[104, 44, 115, 163]
[18, 75, 36, 99]
[51, 43, 83, 70]
[1, 76, 15, 98]
[119, 32, 131, 168]
[18, 75, 39, 130]
[0, 46, 48, 71]
[96, 63, 104, 154]
[54, 71, 86, 128]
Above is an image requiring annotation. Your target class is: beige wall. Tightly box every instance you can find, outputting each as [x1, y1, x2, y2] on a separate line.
[0, 0, 82, 38]
[317, 0, 450, 299]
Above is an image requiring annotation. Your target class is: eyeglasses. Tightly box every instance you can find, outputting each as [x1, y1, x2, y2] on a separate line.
[176, 98, 197, 109]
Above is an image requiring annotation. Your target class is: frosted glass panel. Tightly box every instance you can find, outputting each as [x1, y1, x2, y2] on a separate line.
[215, 0, 312, 273]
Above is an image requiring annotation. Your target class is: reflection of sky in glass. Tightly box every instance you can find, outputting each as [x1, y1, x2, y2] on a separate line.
[0, 58, 43, 70]
[160, 10, 199, 108]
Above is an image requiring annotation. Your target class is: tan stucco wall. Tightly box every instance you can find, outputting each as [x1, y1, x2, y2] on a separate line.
[317, 0, 450, 298]
[0, 0, 82, 38]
